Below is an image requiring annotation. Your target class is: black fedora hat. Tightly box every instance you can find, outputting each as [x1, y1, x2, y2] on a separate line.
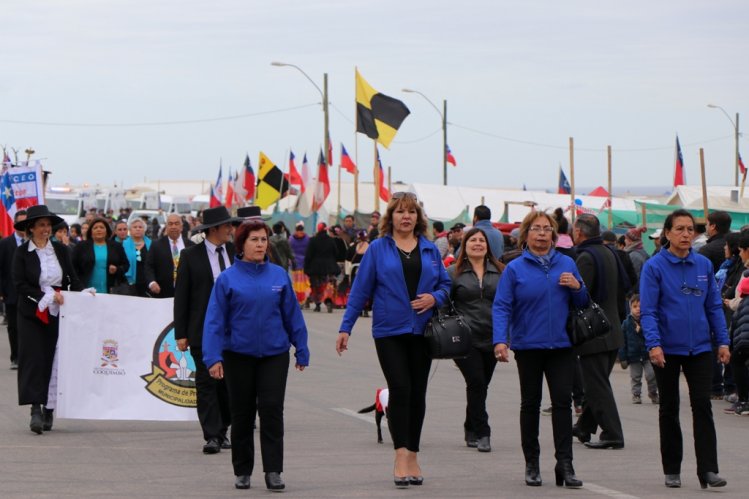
[14, 204, 65, 231]
[193, 206, 240, 232]
[236, 206, 262, 219]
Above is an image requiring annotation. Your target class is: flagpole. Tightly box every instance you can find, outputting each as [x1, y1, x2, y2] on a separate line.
[700, 148, 709, 221]
[354, 66, 360, 215]
[274, 149, 287, 213]
[607, 145, 613, 229]
[569, 137, 576, 223]
[374, 141, 380, 213]
[337, 146, 342, 220]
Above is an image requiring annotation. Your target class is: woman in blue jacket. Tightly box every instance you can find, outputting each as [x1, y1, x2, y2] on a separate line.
[203, 220, 309, 492]
[493, 211, 588, 488]
[336, 192, 451, 488]
[639, 209, 730, 490]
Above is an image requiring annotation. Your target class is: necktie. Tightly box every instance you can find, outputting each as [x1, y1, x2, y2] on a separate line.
[216, 246, 226, 272]
[171, 241, 179, 257]
[171, 240, 180, 285]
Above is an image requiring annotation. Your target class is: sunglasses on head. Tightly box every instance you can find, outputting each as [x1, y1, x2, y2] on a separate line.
[391, 191, 417, 201]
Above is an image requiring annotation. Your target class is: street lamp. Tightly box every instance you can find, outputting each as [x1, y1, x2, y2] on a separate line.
[271, 61, 330, 176]
[707, 104, 740, 187]
[402, 88, 448, 186]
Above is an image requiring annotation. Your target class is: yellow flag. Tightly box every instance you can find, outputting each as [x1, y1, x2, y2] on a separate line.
[255, 152, 288, 209]
[355, 69, 410, 148]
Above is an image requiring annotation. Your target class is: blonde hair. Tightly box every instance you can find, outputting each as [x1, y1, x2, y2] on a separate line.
[517, 211, 558, 248]
[378, 195, 428, 237]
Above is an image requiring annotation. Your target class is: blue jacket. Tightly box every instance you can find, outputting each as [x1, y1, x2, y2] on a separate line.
[493, 249, 588, 350]
[474, 220, 505, 259]
[640, 248, 729, 355]
[202, 258, 310, 368]
[339, 234, 452, 338]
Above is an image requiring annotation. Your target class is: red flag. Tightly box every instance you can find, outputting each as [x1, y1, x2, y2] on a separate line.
[740, 153, 746, 176]
[288, 151, 304, 192]
[224, 168, 235, 209]
[376, 148, 391, 202]
[243, 154, 256, 202]
[446, 144, 457, 167]
[673, 136, 685, 187]
[312, 149, 330, 211]
[340, 144, 357, 174]
[327, 133, 333, 169]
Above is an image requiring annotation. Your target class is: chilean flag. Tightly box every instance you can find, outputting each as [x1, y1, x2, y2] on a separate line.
[376, 147, 391, 202]
[288, 150, 304, 193]
[243, 154, 256, 202]
[209, 164, 223, 207]
[224, 167, 236, 209]
[340, 143, 357, 174]
[673, 136, 685, 187]
[446, 144, 457, 167]
[312, 148, 330, 212]
[558, 166, 571, 194]
[739, 153, 746, 176]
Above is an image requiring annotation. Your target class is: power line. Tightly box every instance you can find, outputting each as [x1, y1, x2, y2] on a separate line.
[0, 103, 320, 127]
[450, 122, 736, 152]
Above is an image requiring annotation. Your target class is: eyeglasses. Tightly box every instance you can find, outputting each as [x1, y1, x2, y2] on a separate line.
[681, 285, 702, 296]
[391, 192, 417, 201]
[529, 226, 554, 233]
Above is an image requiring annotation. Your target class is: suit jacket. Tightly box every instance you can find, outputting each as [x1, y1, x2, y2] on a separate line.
[0, 234, 22, 305]
[174, 241, 235, 347]
[72, 239, 129, 291]
[13, 240, 83, 321]
[145, 236, 194, 298]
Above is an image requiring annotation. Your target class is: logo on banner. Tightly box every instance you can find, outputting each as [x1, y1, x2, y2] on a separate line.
[10, 171, 39, 201]
[93, 339, 126, 375]
[140, 322, 197, 408]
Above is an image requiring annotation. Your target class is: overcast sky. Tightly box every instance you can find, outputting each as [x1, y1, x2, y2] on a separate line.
[1, 0, 746, 194]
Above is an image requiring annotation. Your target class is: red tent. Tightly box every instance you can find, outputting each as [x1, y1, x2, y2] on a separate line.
[587, 186, 609, 197]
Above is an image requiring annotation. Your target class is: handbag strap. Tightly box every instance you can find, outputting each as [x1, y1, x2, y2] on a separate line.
[434, 288, 459, 319]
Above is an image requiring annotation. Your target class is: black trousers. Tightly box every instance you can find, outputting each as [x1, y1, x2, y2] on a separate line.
[572, 357, 584, 407]
[576, 350, 624, 442]
[654, 351, 719, 475]
[374, 334, 432, 452]
[731, 348, 749, 402]
[223, 350, 289, 476]
[6, 303, 18, 363]
[514, 348, 575, 464]
[191, 347, 231, 442]
[17, 313, 57, 406]
[454, 346, 497, 438]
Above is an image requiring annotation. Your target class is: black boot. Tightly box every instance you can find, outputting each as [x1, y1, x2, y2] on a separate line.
[42, 407, 54, 431]
[698, 472, 726, 489]
[555, 461, 582, 488]
[314, 303, 321, 312]
[264, 472, 285, 491]
[525, 459, 542, 486]
[29, 405, 43, 434]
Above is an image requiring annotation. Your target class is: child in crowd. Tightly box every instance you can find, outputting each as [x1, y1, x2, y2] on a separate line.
[619, 294, 659, 404]
[727, 272, 749, 415]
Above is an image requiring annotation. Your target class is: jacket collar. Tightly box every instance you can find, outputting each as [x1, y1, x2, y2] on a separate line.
[521, 248, 558, 264]
[458, 260, 501, 275]
[659, 246, 697, 265]
[235, 255, 270, 273]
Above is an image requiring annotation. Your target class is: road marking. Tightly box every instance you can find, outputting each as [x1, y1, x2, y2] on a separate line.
[584, 482, 640, 499]
[332, 407, 386, 427]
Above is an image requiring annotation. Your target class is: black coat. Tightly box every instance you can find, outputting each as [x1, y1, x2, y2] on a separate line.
[13, 240, 83, 321]
[144, 236, 194, 298]
[71, 239, 129, 291]
[447, 262, 502, 351]
[304, 232, 340, 277]
[730, 296, 749, 352]
[0, 234, 21, 305]
[575, 240, 625, 356]
[173, 241, 235, 348]
[699, 233, 727, 273]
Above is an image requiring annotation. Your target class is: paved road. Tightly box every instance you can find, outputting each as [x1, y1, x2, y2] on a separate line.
[0, 309, 746, 498]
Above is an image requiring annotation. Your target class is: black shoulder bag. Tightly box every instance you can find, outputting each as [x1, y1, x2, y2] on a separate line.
[424, 292, 472, 359]
[566, 290, 611, 346]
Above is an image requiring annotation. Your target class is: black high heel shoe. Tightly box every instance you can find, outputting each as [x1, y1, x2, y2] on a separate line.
[554, 461, 582, 488]
[525, 460, 542, 486]
[408, 476, 423, 486]
[664, 474, 681, 488]
[698, 472, 726, 489]
[393, 476, 409, 488]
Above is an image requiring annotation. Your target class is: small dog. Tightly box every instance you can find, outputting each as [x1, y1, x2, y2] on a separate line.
[358, 388, 389, 443]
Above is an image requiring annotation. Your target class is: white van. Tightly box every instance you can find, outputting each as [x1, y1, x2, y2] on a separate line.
[45, 193, 85, 225]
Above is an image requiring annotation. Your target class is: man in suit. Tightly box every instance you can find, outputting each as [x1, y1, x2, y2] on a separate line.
[174, 206, 237, 454]
[571, 214, 627, 450]
[0, 210, 27, 369]
[145, 213, 193, 298]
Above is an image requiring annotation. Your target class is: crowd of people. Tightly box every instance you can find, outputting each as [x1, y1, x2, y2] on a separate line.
[0, 197, 745, 492]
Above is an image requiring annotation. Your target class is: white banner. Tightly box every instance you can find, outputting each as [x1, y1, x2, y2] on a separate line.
[56, 292, 198, 421]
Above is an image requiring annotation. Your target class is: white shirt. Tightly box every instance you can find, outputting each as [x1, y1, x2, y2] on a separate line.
[28, 240, 63, 316]
[14, 232, 23, 247]
[168, 236, 185, 254]
[205, 239, 229, 282]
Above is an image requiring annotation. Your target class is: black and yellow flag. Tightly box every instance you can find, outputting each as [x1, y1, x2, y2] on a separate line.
[255, 152, 289, 209]
[355, 69, 410, 148]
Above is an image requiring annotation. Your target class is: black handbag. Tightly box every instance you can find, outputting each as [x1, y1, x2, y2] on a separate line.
[424, 299, 472, 359]
[109, 273, 136, 296]
[566, 292, 611, 346]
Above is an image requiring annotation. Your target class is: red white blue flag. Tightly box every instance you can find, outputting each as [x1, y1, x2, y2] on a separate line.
[446, 144, 457, 167]
[673, 136, 685, 187]
[558, 166, 571, 194]
[0, 163, 44, 236]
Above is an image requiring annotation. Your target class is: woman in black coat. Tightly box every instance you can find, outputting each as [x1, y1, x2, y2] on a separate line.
[72, 218, 129, 294]
[304, 224, 340, 312]
[13, 205, 83, 434]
